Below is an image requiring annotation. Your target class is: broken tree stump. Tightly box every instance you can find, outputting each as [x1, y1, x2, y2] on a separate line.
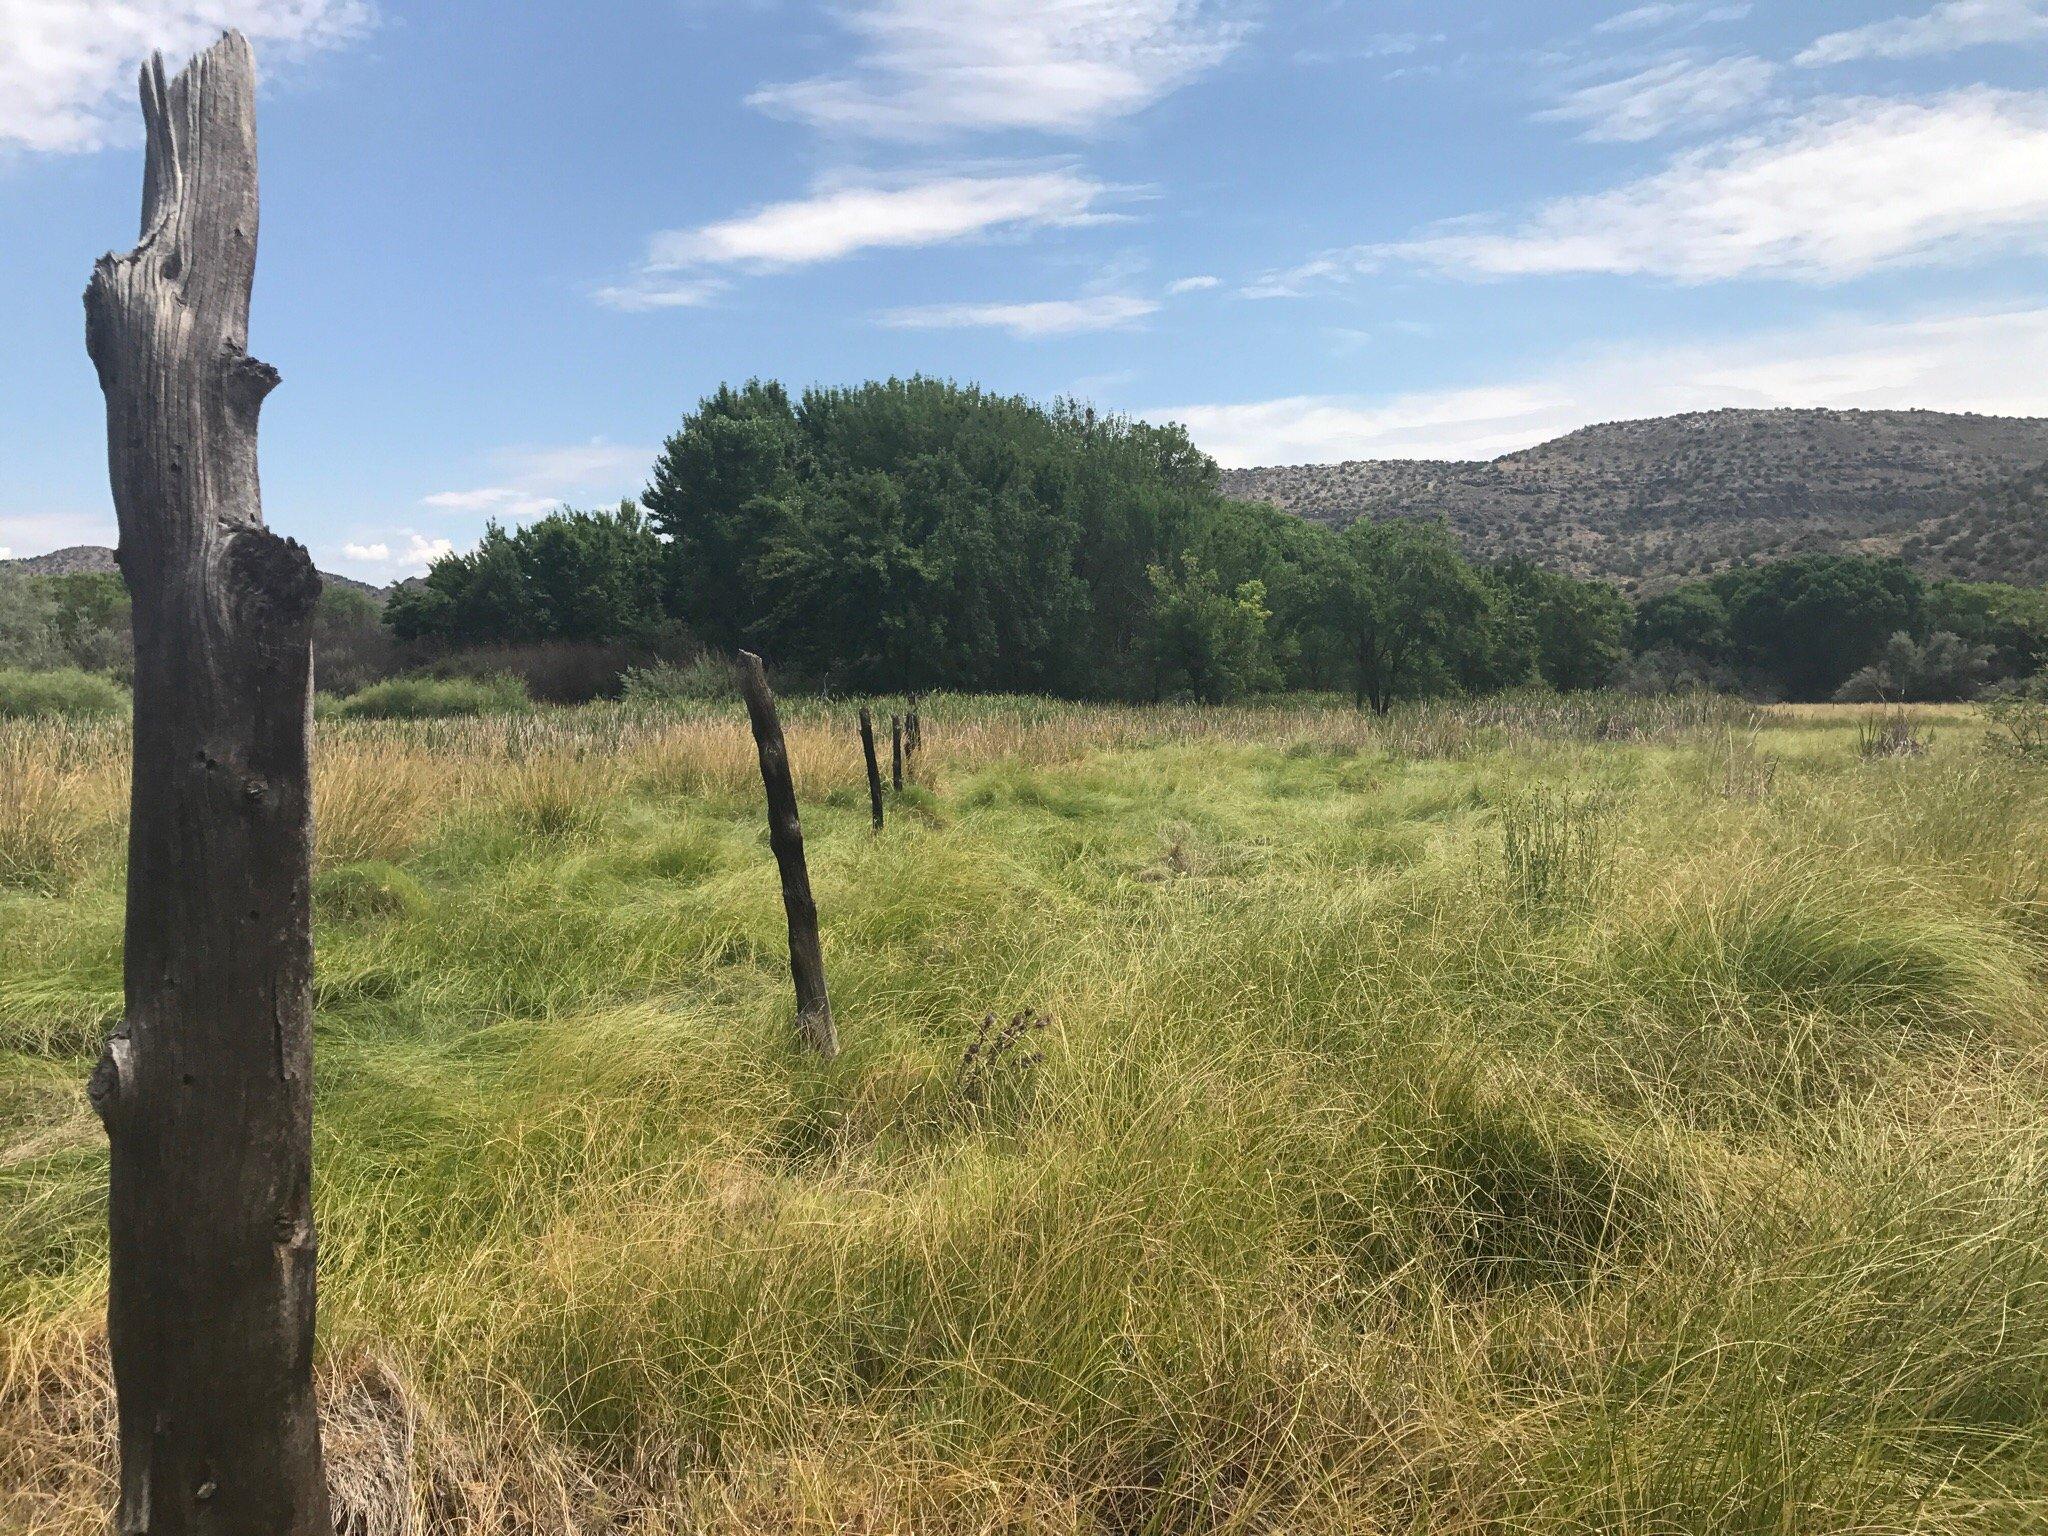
[83, 32, 332, 1535]
[859, 706, 885, 830]
[739, 652, 839, 1057]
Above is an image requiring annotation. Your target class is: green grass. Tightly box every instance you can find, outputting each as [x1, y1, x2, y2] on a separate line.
[335, 671, 531, 719]
[4, 694, 2048, 1532]
[0, 668, 127, 720]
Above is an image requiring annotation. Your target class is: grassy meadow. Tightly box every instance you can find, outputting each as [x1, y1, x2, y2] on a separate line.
[3, 692, 2048, 1532]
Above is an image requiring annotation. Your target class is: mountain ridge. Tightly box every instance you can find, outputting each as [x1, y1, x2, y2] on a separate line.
[1220, 407, 2048, 590]
[3, 544, 387, 600]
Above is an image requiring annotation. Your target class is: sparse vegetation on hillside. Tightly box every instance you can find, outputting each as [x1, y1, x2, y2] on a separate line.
[1222, 408, 2048, 589]
[5, 694, 2048, 1531]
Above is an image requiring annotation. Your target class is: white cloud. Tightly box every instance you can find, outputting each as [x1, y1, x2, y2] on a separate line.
[1593, 2, 1751, 34]
[642, 171, 1118, 272]
[880, 293, 1160, 336]
[1538, 54, 1778, 142]
[747, 0, 1248, 138]
[418, 487, 562, 518]
[421, 441, 653, 524]
[0, 508, 116, 556]
[1153, 304, 2048, 466]
[1167, 274, 1222, 293]
[1798, 0, 2048, 65]
[591, 278, 729, 312]
[331, 532, 454, 579]
[1344, 89, 2048, 284]
[1596, 4, 1684, 32]
[1, 0, 372, 154]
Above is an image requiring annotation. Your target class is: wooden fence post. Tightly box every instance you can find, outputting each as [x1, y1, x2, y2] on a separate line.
[859, 706, 885, 831]
[83, 32, 332, 1534]
[738, 652, 839, 1057]
[891, 714, 904, 793]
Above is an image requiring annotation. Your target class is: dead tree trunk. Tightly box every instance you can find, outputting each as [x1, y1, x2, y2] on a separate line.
[891, 714, 904, 793]
[83, 33, 331, 1536]
[738, 652, 838, 1057]
[859, 707, 885, 831]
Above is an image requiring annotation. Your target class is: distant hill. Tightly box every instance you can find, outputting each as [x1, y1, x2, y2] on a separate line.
[1220, 408, 2048, 590]
[3, 544, 387, 601]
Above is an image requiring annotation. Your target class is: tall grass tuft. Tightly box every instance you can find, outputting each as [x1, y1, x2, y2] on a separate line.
[1500, 789, 1615, 916]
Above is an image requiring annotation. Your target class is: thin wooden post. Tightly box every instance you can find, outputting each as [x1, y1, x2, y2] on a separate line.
[859, 706, 885, 831]
[891, 713, 905, 793]
[738, 652, 838, 1057]
[83, 32, 331, 1534]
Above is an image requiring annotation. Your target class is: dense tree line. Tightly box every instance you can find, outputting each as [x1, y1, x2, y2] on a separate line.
[1633, 554, 2048, 701]
[387, 378, 1635, 707]
[17, 382, 2045, 708]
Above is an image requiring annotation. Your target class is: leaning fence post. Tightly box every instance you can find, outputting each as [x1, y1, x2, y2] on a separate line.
[859, 706, 885, 831]
[83, 32, 332, 1533]
[738, 652, 838, 1057]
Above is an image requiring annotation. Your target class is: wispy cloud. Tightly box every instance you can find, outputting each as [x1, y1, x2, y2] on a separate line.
[600, 171, 1124, 309]
[644, 171, 1119, 271]
[420, 442, 654, 525]
[1154, 304, 2048, 466]
[592, 278, 729, 313]
[1294, 30, 1446, 66]
[1, 0, 372, 154]
[1266, 89, 2048, 287]
[747, 0, 1249, 138]
[1167, 274, 1221, 293]
[1538, 54, 1778, 141]
[1592, 3, 1751, 35]
[880, 293, 1160, 336]
[1799, 0, 2048, 65]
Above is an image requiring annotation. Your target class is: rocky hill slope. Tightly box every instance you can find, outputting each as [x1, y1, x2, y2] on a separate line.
[1220, 408, 2048, 589]
[3, 544, 386, 600]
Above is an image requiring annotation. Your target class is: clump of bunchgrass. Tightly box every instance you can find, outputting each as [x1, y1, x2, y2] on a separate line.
[950, 1009, 1051, 1127]
[1500, 788, 1615, 917]
[1857, 708, 1932, 760]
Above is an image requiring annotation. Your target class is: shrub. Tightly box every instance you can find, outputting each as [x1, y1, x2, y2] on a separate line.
[1834, 630, 1994, 703]
[0, 667, 129, 720]
[336, 673, 530, 720]
[1983, 675, 2048, 763]
[620, 655, 740, 706]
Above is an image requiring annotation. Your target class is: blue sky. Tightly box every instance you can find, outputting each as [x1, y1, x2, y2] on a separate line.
[5, 0, 2048, 581]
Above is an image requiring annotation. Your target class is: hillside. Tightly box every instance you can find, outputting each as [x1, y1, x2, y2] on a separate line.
[1220, 408, 2048, 589]
[3, 544, 386, 600]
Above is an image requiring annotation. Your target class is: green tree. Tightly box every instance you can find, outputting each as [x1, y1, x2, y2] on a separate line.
[1718, 555, 1924, 700]
[1634, 584, 1731, 663]
[642, 380, 804, 649]
[1322, 519, 1491, 713]
[1925, 580, 2048, 683]
[386, 523, 542, 644]
[1145, 554, 1276, 703]
[1491, 560, 1632, 692]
